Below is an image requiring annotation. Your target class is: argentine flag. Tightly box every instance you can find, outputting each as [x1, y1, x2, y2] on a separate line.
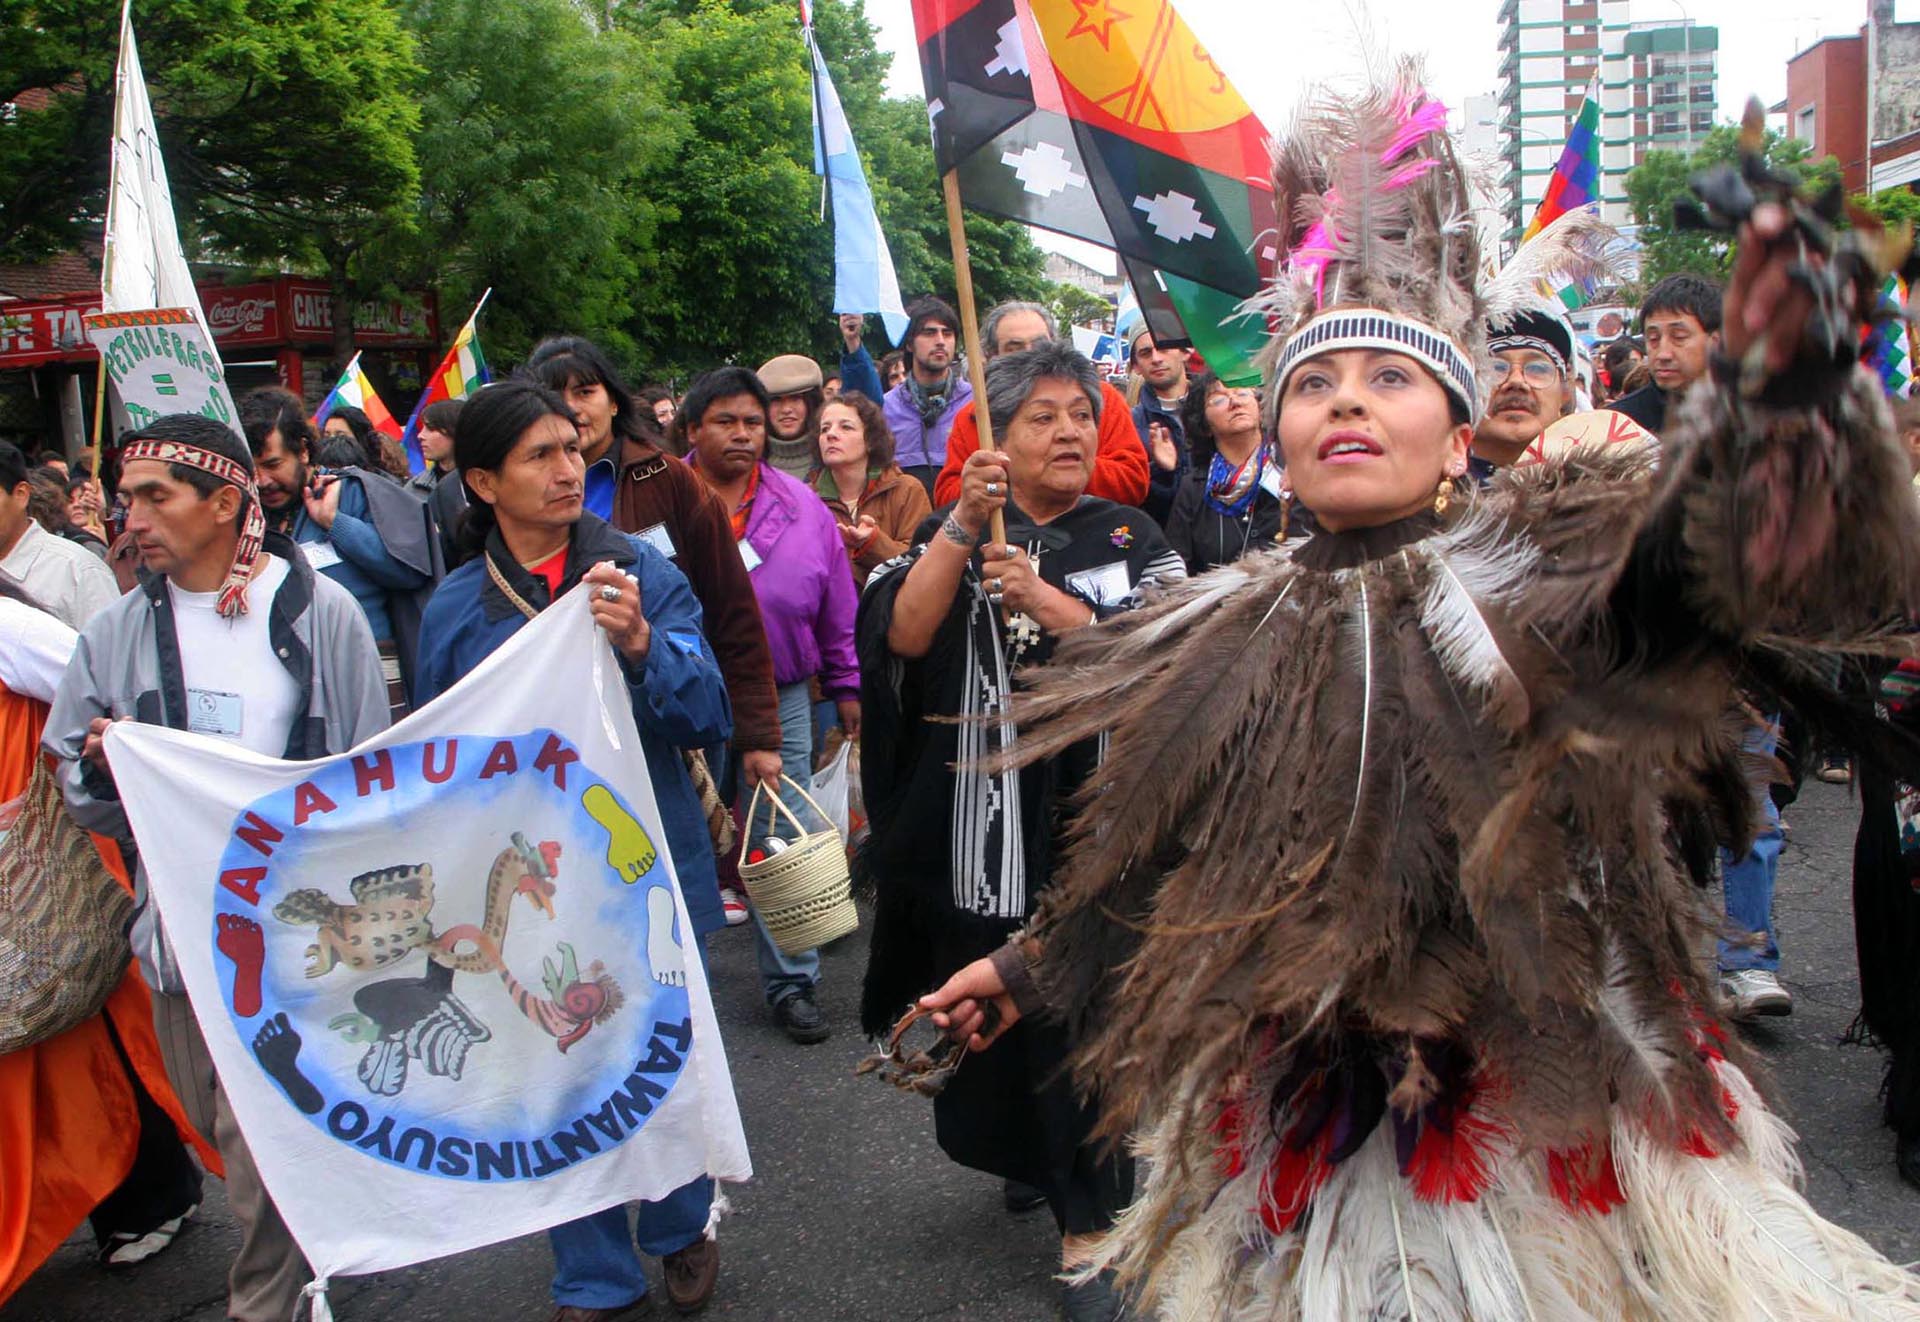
[809, 32, 908, 345]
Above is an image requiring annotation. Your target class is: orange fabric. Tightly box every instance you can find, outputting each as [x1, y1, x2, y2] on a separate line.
[0, 686, 217, 1306]
[933, 380, 1151, 508]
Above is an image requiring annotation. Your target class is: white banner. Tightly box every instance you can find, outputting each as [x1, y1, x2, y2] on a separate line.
[103, 589, 752, 1287]
[103, 4, 215, 337]
[85, 308, 233, 430]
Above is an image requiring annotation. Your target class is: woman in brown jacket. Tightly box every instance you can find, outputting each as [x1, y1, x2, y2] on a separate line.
[813, 391, 932, 587]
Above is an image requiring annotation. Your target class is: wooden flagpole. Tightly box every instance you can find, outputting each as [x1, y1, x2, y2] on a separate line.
[940, 168, 1007, 552]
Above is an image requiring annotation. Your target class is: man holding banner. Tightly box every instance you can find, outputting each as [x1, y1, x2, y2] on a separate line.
[43, 413, 390, 1322]
[413, 379, 739, 1320]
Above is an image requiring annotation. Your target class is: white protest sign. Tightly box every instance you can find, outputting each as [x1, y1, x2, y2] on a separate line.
[103, 590, 752, 1294]
[84, 308, 237, 430]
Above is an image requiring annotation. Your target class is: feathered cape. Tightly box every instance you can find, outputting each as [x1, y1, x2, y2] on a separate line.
[1001, 366, 1920, 1316]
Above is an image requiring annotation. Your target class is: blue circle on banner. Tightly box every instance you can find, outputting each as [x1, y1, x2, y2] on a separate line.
[210, 728, 693, 1182]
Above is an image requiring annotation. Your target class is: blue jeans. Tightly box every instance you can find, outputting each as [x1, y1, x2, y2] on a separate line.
[744, 681, 824, 1007]
[549, 933, 714, 1308]
[1719, 719, 1784, 974]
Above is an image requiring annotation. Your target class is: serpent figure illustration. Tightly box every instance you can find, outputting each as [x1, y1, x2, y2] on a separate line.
[425, 833, 562, 973]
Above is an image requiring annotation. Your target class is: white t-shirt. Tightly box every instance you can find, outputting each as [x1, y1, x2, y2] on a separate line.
[167, 555, 303, 757]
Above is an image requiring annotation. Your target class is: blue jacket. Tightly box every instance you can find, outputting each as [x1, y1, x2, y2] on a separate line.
[292, 472, 432, 643]
[413, 514, 734, 937]
[840, 345, 885, 404]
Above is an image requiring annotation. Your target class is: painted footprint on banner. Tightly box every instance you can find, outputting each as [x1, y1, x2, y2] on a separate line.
[646, 886, 685, 987]
[216, 913, 265, 1017]
[254, 1013, 325, 1115]
[583, 784, 656, 884]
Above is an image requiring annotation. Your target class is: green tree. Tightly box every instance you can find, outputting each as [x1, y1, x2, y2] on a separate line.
[608, 0, 1045, 373]
[1046, 280, 1114, 332]
[388, 0, 684, 368]
[0, 0, 422, 370]
[1854, 187, 1920, 231]
[1626, 127, 1842, 286]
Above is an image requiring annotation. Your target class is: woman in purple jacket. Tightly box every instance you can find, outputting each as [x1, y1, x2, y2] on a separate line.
[683, 366, 858, 1044]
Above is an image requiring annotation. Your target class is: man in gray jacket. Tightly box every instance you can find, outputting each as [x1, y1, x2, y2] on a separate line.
[44, 413, 388, 1322]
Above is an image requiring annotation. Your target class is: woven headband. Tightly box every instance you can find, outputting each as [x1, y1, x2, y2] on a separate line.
[1274, 307, 1478, 418]
[1487, 334, 1568, 374]
[121, 437, 265, 619]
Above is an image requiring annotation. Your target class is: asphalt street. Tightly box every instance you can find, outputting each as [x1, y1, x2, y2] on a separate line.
[5, 779, 1917, 1321]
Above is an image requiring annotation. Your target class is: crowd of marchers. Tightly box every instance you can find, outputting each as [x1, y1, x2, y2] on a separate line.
[3, 273, 1919, 1322]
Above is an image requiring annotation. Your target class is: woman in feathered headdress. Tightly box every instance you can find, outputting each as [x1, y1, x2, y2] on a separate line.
[911, 62, 1920, 1320]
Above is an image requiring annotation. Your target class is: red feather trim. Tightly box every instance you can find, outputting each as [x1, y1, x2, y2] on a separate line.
[1547, 1140, 1627, 1215]
[1258, 1123, 1336, 1234]
[1403, 1085, 1507, 1204]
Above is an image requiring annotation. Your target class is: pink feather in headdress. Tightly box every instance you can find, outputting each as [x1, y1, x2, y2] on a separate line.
[1286, 88, 1453, 312]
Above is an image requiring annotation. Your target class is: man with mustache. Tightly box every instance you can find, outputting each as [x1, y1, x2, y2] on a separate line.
[1472, 306, 1577, 470]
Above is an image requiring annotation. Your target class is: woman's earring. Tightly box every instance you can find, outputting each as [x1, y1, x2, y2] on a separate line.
[1433, 476, 1452, 516]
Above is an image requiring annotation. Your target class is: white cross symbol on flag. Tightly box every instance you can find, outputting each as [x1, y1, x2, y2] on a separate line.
[1133, 191, 1217, 245]
[984, 18, 1028, 78]
[1002, 142, 1087, 198]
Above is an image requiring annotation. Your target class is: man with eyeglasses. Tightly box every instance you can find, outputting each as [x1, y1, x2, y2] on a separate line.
[1472, 307, 1576, 470]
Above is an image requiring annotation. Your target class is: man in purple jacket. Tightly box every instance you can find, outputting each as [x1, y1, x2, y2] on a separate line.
[681, 366, 860, 1043]
[876, 297, 972, 498]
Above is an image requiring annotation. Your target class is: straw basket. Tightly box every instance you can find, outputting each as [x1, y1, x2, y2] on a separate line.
[738, 776, 858, 956]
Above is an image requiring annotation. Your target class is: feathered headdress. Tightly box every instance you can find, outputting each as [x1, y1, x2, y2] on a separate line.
[1260, 62, 1627, 420]
[1262, 62, 1484, 419]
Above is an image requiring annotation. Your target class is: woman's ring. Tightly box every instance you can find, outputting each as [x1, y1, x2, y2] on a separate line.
[991, 577, 1004, 593]
[988, 589, 1004, 604]
[598, 584, 622, 602]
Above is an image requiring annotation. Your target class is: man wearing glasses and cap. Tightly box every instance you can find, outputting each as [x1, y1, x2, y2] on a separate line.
[1472, 305, 1579, 470]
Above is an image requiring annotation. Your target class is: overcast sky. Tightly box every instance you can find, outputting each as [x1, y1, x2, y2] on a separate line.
[862, 0, 1882, 270]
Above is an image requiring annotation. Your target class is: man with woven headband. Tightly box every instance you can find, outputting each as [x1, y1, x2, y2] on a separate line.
[44, 413, 388, 1322]
[1472, 305, 1577, 469]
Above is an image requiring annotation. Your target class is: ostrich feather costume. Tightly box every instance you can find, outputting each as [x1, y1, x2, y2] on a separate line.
[995, 64, 1920, 1320]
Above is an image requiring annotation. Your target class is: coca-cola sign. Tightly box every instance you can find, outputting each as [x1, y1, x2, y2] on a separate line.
[200, 282, 281, 347]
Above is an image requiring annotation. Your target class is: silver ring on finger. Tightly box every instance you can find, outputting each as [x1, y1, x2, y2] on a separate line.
[991, 577, 1004, 593]
[987, 589, 1005, 604]
[986, 481, 1000, 496]
[598, 584, 622, 602]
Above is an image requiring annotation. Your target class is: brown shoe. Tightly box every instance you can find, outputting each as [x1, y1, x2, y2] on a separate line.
[549, 1302, 647, 1321]
[662, 1236, 719, 1314]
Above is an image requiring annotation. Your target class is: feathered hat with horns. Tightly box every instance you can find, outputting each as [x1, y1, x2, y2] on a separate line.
[1261, 60, 1621, 421]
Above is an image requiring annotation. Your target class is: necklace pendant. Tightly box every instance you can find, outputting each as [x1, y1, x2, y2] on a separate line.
[1008, 612, 1043, 655]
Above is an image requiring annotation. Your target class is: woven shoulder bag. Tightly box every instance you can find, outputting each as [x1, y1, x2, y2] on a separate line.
[0, 757, 135, 1054]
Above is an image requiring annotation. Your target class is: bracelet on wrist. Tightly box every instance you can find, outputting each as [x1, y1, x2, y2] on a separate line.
[939, 513, 979, 547]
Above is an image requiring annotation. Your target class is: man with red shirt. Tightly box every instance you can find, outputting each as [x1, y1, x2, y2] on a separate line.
[932, 302, 1149, 508]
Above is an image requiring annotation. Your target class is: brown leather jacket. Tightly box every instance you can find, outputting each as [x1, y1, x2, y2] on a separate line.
[611, 436, 781, 754]
[818, 464, 933, 588]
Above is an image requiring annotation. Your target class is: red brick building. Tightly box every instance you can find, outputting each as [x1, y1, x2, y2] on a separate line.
[1785, 34, 1870, 192]
[1783, 1, 1920, 197]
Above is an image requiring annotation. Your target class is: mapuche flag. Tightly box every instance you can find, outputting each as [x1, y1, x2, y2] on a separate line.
[913, 0, 1276, 300]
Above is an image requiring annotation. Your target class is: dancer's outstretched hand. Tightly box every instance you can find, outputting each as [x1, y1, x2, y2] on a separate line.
[919, 956, 1020, 1051]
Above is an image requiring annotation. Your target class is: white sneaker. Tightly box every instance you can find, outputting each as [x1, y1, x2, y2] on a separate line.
[99, 1204, 196, 1267]
[1721, 969, 1792, 1020]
